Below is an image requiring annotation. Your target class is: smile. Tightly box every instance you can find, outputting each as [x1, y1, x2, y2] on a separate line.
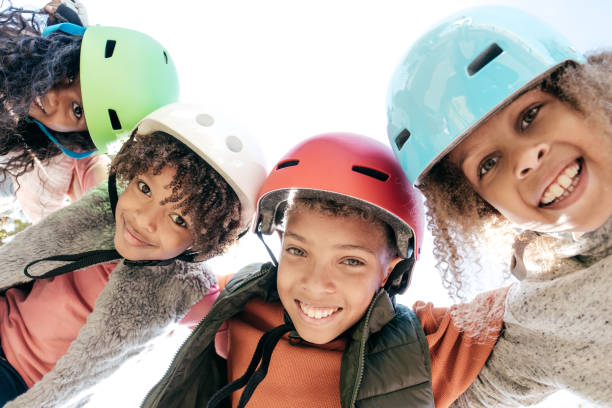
[33, 96, 46, 114]
[297, 300, 341, 320]
[123, 217, 154, 247]
[540, 159, 582, 207]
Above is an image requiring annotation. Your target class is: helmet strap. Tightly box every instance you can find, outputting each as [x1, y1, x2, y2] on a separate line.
[28, 117, 96, 159]
[41, 22, 85, 37]
[384, 256, 415, 297]
[255, 218, 278, 267]
[207, 320, 293, 408]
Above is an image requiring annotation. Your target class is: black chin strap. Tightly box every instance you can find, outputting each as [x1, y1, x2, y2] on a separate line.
[255, 218, 278, 267]
[207, 322, 293, 408]
[23, 173, 197, 280]
[108, 170, 119, 219]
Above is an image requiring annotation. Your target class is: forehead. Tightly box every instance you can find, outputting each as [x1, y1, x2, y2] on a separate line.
[285, 206, 388, 253]
[450, 88, 552, 165]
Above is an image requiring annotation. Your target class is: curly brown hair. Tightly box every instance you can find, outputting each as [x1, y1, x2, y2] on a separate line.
[111, 131, 242, 260]
[0, 4, 94, 186]
[418, 51, 612, 300]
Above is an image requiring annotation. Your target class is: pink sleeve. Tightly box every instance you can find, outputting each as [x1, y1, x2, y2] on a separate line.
[73, 154, 110, 197]
[178, 285, 221, 329]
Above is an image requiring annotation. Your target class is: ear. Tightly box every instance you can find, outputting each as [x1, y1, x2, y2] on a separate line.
[381, 256, 403, 287]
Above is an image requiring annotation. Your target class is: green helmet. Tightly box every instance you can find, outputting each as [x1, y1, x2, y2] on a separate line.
[79, 26, 179, 153]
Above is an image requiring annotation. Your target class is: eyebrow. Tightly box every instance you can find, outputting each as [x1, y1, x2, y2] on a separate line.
[334, 244, 377, 256]
[284, 231, 377, 255]
[284, 231, 307, 243]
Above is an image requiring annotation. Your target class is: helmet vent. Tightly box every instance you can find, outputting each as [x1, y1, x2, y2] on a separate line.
[277, 160, 299, 170]
[104, 40, 116, 58]
[395, 129, 411, 150]
[163, 51, 168, 64]
[467, 43, 503, 76]
[352, 166, 389, 182]
[108, 109, 122, 130]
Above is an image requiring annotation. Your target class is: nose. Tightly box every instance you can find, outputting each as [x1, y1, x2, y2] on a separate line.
[136, 203, 161, 234]
[514, 142, 550, 179]
[301, 262, 336, 295]
[44, 88, 60, 113]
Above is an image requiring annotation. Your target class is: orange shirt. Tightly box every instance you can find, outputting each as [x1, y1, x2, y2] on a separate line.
[217, 274, 508, 408]
[0, 263, 117, 387]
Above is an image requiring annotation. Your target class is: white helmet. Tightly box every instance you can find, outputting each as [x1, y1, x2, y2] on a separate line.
[135, 102, 267, 230]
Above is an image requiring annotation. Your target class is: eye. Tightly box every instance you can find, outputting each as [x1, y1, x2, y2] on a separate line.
[137, 180, 151, 196]
[170, 213, 187, 228]
[286, 247, 305, 257]
[341, 258, 364, 267]
[478, 155, 499, 179]
[72, 102, 83, 120]
[520, 105, 540, 131]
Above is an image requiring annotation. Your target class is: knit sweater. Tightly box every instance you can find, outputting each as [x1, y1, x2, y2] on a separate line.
[0, 183, 216, 408]
[454, 217, 612, 407]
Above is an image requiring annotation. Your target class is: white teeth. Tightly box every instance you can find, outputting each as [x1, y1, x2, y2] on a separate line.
[540, 161, 581, 206]
[299, 301, 339, 319]
[557, 174, 572, 188]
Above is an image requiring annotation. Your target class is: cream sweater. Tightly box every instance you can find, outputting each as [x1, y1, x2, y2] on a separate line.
[454, 218, 612, 407]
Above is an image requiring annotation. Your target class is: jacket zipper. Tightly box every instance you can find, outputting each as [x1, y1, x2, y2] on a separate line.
[349, 290, 384, 407]
[140, 265, 269, 408]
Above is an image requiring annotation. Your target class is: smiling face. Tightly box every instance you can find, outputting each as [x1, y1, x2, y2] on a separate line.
[114, 166, 194, 261]
[277, 205, 401, 344]
[449, 88, 612, 233]
[27, 75, 87, 133]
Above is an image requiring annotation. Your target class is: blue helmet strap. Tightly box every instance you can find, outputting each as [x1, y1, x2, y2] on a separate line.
[28, 117, 96, 159]
[41, 22, 86, 37]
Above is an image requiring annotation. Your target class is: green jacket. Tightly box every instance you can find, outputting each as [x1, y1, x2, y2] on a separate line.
[142, 262, 434, 408]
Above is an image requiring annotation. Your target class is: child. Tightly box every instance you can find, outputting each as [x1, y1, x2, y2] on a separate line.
[0, 5, 179, 222]
[0, 103, 267, 407]
[387, 6, 611, 406]
[142, 133, 509, 408]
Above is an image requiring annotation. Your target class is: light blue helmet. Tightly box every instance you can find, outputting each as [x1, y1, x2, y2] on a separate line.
[386, 6, 585, 184]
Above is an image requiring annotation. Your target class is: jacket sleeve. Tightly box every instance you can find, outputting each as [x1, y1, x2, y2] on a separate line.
[0, 182, 114, 292]
[5, 258, 216, 408]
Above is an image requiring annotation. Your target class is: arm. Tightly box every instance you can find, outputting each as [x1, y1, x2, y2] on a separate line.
[68, 155, 110, 203]
[414, 287, 509, 408]
[454, 256, 612, 407]
[5, 258, 216, 408]
[0, 183, 114, 291]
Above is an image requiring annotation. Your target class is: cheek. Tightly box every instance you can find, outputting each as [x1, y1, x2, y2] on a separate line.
[166, 230, 193, 253]
[276, 268, 294, 301]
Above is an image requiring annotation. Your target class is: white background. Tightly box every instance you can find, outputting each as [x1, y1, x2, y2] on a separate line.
[19, 0, 612, 406]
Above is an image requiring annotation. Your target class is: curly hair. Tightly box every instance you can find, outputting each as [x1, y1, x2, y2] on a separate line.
[418, 51, 612, 300]
[0, 4, 93, 185]
[111, 131, 242, 260]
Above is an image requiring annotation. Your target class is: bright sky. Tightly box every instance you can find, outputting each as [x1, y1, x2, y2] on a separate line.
[16, 0, 612, 406]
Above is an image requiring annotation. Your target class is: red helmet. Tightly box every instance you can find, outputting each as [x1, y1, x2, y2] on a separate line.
[256, 133, 424, 270]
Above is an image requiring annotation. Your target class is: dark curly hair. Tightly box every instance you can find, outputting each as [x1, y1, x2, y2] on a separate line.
[0, 4, 93, 186]
[419, 51, 612, 300]
[111, 130, 242, 259]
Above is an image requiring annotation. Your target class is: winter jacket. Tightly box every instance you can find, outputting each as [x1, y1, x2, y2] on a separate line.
[141, 262, 435, 408]
[0, 182, 216, 408]
[454, 217, 612, 407]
